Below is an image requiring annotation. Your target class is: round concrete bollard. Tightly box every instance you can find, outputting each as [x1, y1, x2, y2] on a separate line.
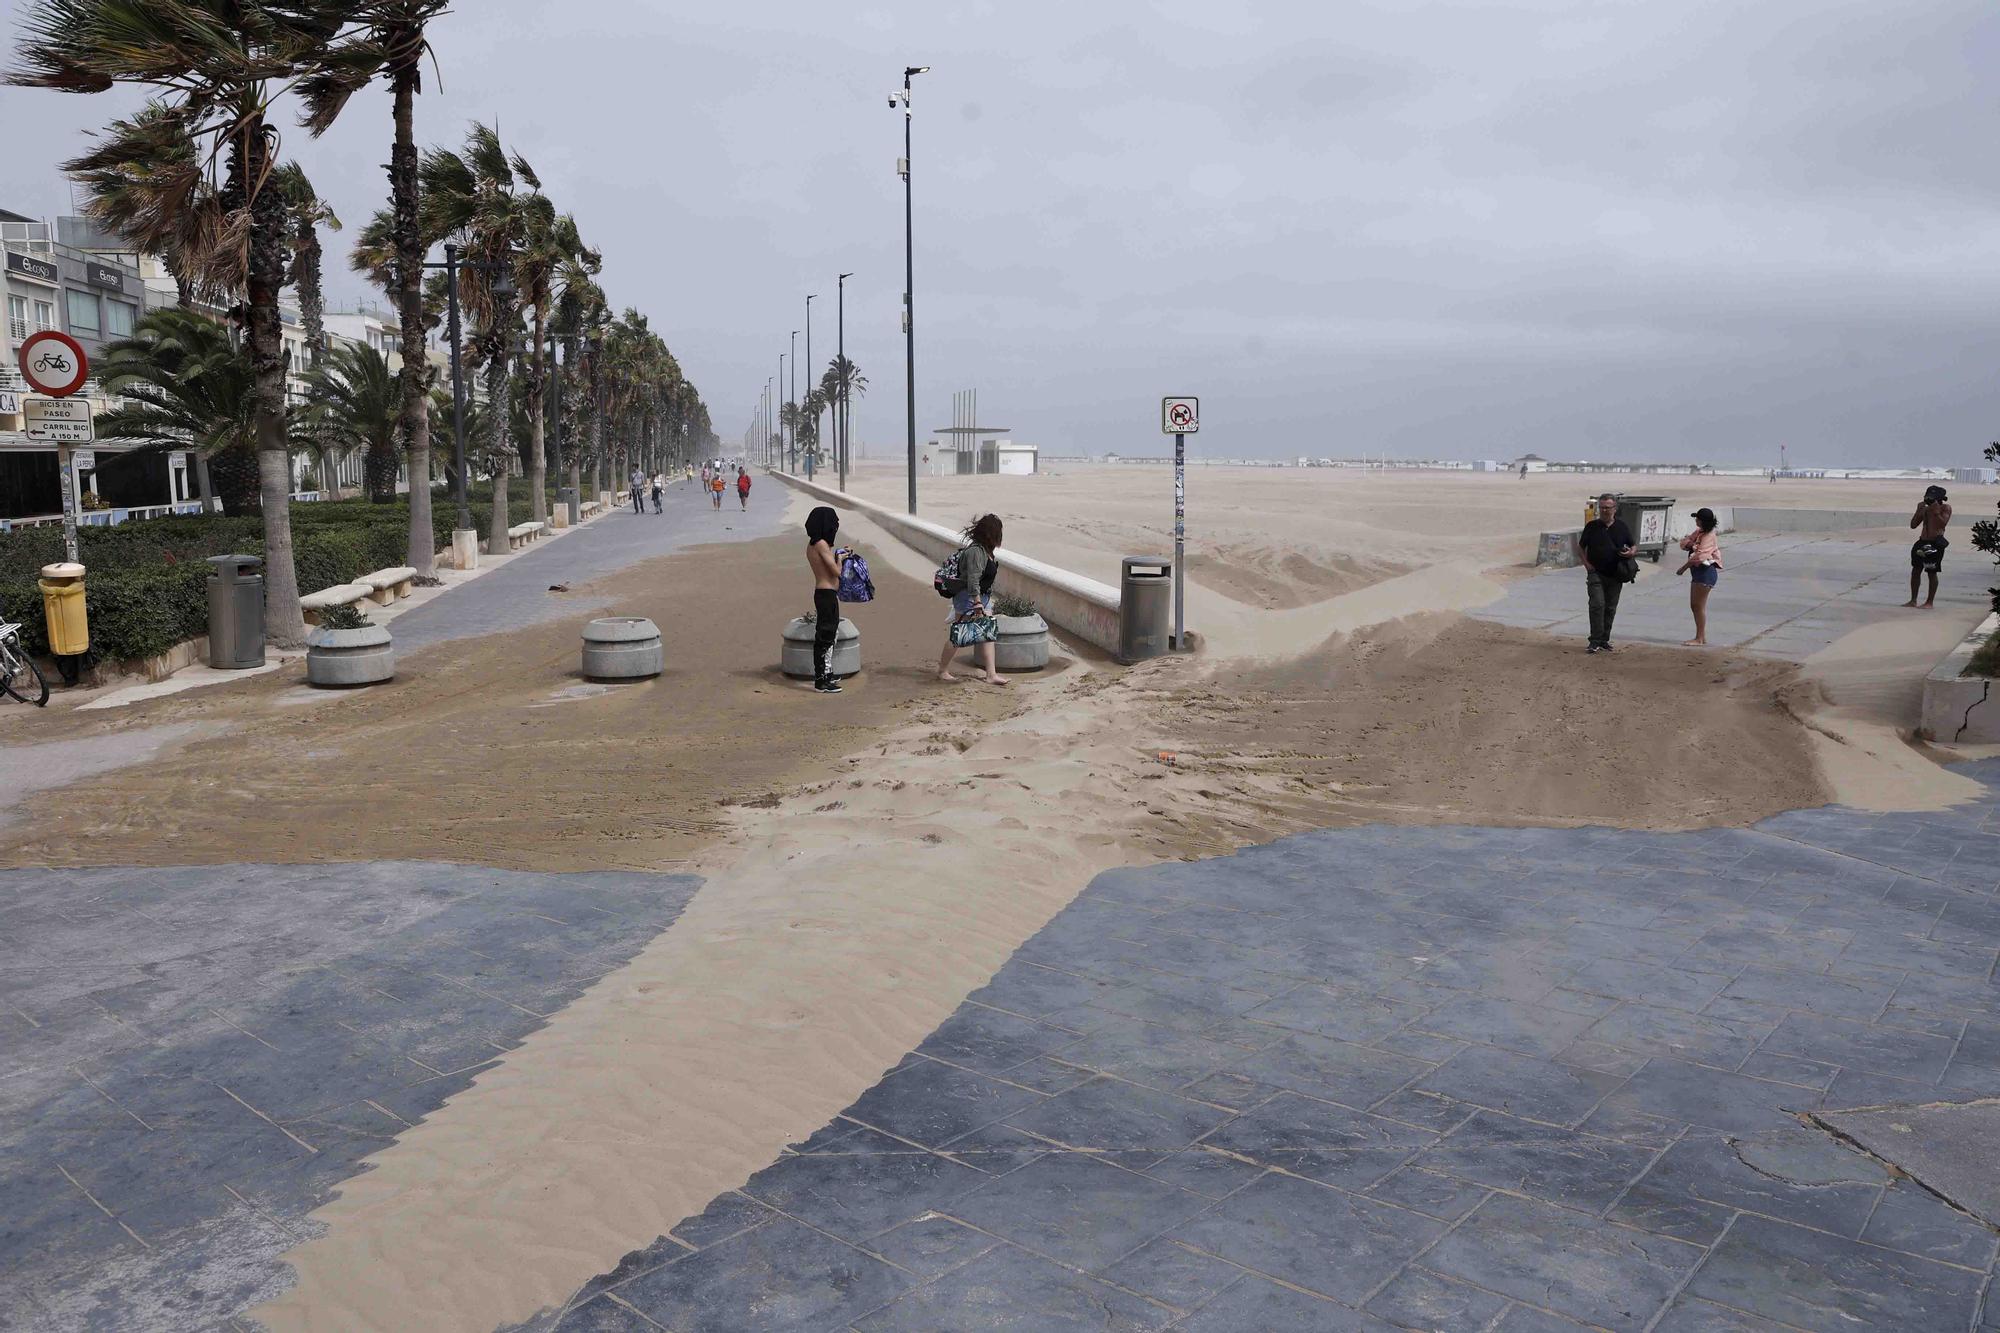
[971, 613, 1051, 671]
[781, 616, 860, 678]
[305, 625, 395, 687]
[582, 617, 664, 680]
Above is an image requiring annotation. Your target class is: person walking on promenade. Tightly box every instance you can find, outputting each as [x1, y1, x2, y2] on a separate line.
[629, 466, 645, 515]
[806, 505, 844, 694]
[1579, 493, 1636, 655]
[1905, 486, 1953, 609]
[710, 472, 725, 510]
[736, 467, 752, 511]
[684, 463, 694, 488]
[650, 473, 664, 514]
[937, 513, 1010, 686]
[1675, 507, 1723, 646]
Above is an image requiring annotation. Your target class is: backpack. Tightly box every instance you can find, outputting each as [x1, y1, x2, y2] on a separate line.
[933, 548, 968, 598]
[837, 548, 875, 603]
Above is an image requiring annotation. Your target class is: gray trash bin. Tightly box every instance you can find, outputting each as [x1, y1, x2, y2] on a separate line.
[558, 485, 579, 526]
[1118, 556, 1173, 664]
[205, 554, 265, 669]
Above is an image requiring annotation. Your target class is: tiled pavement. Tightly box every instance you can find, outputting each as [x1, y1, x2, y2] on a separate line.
[390, 479, 780, 653]
[0, 862, 699, 1330]
[1471, 529, 1990, 658]
[543, 760, 2000, 1333]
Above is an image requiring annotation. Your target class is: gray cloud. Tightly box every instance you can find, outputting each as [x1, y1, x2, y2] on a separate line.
[3, 0, 1995, 466]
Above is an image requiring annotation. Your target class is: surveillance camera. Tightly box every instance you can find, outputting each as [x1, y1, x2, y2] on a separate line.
[888, 93, 899, 107]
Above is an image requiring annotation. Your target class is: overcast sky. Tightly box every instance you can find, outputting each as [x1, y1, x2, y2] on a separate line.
[4, 0, 1996, 466]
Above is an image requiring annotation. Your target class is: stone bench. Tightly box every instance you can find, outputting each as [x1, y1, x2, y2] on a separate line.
[359, 566, 418, 604]
[506, 522, 546, 551]
[300, 582, 373, 624]
[579, 500, 603, 519]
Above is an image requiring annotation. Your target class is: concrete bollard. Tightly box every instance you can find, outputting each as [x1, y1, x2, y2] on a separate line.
[781, 616, 860, 678]
[582, 617, 663, 680]
[305, 625, 395, 687]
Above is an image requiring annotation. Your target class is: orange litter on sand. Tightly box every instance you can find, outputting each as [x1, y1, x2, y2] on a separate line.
[1156, 751, 1178, 766]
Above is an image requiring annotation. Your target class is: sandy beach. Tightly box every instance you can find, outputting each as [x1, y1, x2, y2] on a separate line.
[3, 465, 1987, 1331]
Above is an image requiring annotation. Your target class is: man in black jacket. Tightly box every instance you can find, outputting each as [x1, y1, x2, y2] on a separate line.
[1579, 493, 1636, 653]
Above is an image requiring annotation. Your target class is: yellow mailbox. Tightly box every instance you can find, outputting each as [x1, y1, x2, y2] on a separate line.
[38, 562, 88, 657]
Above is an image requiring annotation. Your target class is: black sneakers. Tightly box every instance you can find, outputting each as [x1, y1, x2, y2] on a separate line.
[815, 674, 843, 694]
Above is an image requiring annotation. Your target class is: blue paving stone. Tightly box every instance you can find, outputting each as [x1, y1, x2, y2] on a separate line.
[1003, 1076, 1234, 1162]
[1364, 1265, 1511, 1330]
[1687, 1214, 1985, 1330]
[1174, 1274, 1400, 1331]
[1097, 1238, 1244, 1310]
[549, 1294, 658, 1332]
[863, 1215, 999, 1280]
[1614, 1130, 1883, 1240]
[1166, 1172, 1444, 1306]
[1415, 1109, 1658, 1212]
[1600, 1057, 1809, 1134]
[1198, 1091, 1436, 1191]
[1583, 1002, 1775, 1067]
[1047, 1016, 1270, 1094]
[1224, 1031, 1433, 1110]
[739, 1128, 983, 1243]
[1649, 1296, 1802, 1331]
[855, 1243, 1174, 1331]
[1363, 1166, 1491, 1221]
[1491, 1306, 1599, 1332]
[914, 1002, 1081, 1079]
[1413, 1047, 1626, 1127]
[609, 1215, 913, 1332]
[1858, 1179, 2000, 1270]
[1137, 1147, 1267, 1199]
[840, 1055, 1046, 1150]
[1424, 1192, 1704, 1327]
[948, 1152, 1208, 1271]
[1759, 1012, 1958, 1083]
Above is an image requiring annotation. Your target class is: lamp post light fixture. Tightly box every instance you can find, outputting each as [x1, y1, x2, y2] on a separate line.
[789, 329, 799, 470]
[892, 65, 928, 514]
[425, 241, 516, 535]
[837, 271, 852, 491]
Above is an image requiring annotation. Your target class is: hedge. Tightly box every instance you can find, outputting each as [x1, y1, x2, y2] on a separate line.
[0, 485, 557, 662]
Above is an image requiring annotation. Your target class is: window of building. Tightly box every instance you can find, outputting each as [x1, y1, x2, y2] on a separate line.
[33, 300, 55, 331]
[7, 295, 24, 343]
[104, 299, 136, 338]
[65, 288, 100, 335]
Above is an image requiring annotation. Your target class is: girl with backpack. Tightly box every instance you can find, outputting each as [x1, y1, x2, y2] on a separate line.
[936, 513, 1009, 686]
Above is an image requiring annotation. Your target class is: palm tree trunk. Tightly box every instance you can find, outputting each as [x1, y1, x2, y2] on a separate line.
[527, 310, 548, 525]
[485, 346, 511, 557]
[244, 122, 306, 649]
[390, 49, 436, 577]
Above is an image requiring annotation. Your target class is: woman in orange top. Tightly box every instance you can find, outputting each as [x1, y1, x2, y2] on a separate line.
[710, 472, 725, 510]
[1675, 507, 1723, 647]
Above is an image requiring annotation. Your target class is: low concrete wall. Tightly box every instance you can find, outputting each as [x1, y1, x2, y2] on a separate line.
[1920, 611, 1999, 744]
[1731, 507, 1906, 533]
[770, 472, 1123, 654]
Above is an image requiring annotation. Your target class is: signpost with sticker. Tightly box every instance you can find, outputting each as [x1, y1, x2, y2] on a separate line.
[18, 331, 91, 562]
[1161, 397, 1198, 649]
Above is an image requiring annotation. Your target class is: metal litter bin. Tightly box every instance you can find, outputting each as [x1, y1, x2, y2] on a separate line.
[205, 554, 266, 669]
[558, 485, 579, 526]
[1118, 556, 1173, 664]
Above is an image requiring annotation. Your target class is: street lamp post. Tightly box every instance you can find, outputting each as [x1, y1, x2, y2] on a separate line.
[424, 242, 515, 538]
[894, 66, 928, 514]
[837, 272, 852, 491]
[804, 294, 816, 473]
[788, 330, 798, 470]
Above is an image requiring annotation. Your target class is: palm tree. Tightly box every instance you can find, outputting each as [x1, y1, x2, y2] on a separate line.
[63, 101, 223, 310]
[95, 308, 270, 515]
[821, 356, 867, 469]
[299, 0, 452, 576]
[419, 121, 536, 556]
[301, 341, 400, 503]
[551, 256, 606, 509]
[275, 162, 341, 494]
[9, 0, 362, 649]
[515, 206, 586, 526]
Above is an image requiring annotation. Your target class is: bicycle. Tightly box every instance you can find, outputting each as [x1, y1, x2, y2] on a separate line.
[0, 616, 50, 706]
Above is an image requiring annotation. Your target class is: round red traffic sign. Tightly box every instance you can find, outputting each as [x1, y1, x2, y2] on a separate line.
[18, 330, 88, 397]
[1170, 403, 1194, 427]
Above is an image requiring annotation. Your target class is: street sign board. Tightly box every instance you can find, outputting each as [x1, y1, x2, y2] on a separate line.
[0, 391, 18, 415]
[18, 330, 89, 397]
[1162, 396, 1199, 434]
[25, 396, 94, 443]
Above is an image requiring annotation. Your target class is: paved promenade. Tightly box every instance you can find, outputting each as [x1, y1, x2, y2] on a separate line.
[1472, 528, 1989, 658]
[539, 762, 2000, 1332]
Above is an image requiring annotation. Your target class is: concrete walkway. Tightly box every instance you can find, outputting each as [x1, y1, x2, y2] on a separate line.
[1472, 528, 1990, 659]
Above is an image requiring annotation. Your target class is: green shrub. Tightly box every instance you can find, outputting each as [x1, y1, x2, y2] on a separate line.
[0, 485, 553, 665]
[1968, 629, 2000, 679]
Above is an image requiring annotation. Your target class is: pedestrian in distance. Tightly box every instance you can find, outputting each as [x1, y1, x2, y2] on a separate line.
[1905, 485, 1953, 609]
[1675, 507, 1723, 646]
[685, 463, 694, 488]
[736, 467, 751, 511]
[1579, 493, 1637, 654]
[650, 473, 663, 514]
[629, 466, 645, 515]
[710, 472, 725, 510]
[936, 513, 1010, 686]
[805, 505, 844, 694]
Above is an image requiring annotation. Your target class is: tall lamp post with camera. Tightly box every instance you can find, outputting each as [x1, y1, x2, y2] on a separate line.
[891, 66, 927, 514]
